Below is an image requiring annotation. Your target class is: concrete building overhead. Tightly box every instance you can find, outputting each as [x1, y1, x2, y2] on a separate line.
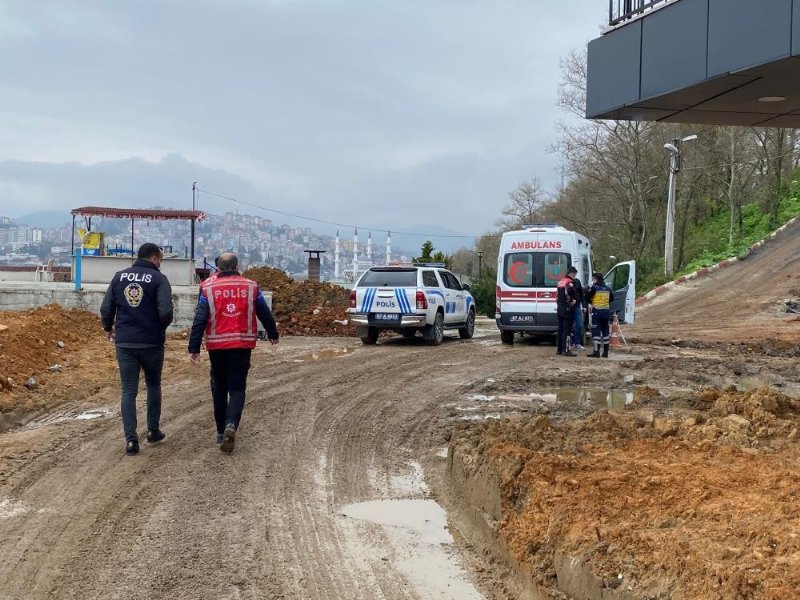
[588, 0, 800, 126]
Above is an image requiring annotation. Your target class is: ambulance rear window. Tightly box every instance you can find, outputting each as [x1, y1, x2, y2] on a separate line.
[504, 252, 571, 288]
[358, 269, 418, 287]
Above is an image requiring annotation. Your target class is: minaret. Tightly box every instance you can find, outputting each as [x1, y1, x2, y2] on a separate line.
[367, 232, 373, 264]
[352, 228, 359, 279]
[334, 230, 340, 280]
[386, 230, 392, 265]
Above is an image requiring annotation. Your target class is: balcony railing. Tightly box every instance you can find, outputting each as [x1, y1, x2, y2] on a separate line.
[608, 0, 670, 26]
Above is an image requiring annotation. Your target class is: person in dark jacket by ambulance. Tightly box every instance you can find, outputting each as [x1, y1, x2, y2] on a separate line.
[556, 266, 579, 357]
[585, 271, 615, 358]
[188, 253, 279, 453]
[101, 242, 173, 455]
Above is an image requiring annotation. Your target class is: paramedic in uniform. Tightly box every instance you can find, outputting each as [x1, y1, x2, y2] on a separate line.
[188, 252, 279, 453]
[585, 271, 614, 358]
[556, 266, 579, 357]
[101, 242, 173, 456]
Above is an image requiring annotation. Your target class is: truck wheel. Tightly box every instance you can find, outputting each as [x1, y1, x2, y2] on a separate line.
[360, 327, 379, 345]
[423, 312, 444, 346]
[500, 330, 515, 345]
[459, 310, 475, 339]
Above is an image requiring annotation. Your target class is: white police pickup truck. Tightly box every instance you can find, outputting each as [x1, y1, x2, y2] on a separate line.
[347, 264, 476, 346]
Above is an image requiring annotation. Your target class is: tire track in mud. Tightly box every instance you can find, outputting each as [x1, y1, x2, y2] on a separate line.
[0, 336, 501, 599]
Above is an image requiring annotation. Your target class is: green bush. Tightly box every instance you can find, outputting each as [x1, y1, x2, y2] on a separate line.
[681, 182, 800, 276]
[469, 268, 498, 318]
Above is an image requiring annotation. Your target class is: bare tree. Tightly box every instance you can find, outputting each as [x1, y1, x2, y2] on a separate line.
[496, 177, 550, 230]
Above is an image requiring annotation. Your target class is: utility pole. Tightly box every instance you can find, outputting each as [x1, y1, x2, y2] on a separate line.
[477, 251, 484, 277]
[663, 134, 697, 278]
[192, 181, 197, 210]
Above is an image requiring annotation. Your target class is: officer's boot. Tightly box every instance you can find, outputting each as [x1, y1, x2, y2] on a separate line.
[587, 340, 600, 358]
[602, 343, 609, 358]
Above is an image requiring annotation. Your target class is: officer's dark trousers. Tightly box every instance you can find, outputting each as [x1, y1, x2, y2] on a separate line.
[116, 346, 164, 442]
[556, 313, 574, 354]
[208, 348, 252, 434]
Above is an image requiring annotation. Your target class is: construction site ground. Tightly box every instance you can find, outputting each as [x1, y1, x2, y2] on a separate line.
[0, 221, 799, 599]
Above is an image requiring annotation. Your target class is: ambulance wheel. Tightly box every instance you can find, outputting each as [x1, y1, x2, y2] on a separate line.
[360, 327, 379, 345]
[459, 309, 475, 339]
[423, 312, 444, 346]
[500, 330, 515, 345]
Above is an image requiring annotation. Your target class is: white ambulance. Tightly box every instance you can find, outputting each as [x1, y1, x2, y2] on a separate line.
[495, 224, 635, 344]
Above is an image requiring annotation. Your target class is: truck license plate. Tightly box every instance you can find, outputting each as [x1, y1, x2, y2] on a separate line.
[374, 313, 400, 322]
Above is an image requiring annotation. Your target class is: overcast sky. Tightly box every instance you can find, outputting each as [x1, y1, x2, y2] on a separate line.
[0, 0, 605, 247]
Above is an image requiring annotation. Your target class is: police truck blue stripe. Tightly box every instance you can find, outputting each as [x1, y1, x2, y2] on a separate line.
[395, 288, 411, 313]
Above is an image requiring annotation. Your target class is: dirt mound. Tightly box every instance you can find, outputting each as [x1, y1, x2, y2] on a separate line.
[243, 267, 354, 337]
[0, 305, 110, 414]
[451, 387, 800, 599]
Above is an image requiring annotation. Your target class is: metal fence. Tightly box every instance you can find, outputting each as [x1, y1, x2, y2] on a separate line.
[608, 0, 669, 26]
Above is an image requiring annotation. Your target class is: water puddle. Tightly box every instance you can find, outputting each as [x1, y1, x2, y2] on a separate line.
[462, 388, 634, 411]
[459, 413, 502, 421]
[293, 348, 354, 362]
[465, 393, 496, 402]
[737, 376, 774, 392]
[0, 498, 28, 519]
[502, 389, 633, 409]
[532, 388, 634, 409]
[25, 407, 113, 430]
[341, 499, 482, 599]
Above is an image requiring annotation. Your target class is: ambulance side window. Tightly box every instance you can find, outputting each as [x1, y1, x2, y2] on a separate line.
[422, 270, 439, 287]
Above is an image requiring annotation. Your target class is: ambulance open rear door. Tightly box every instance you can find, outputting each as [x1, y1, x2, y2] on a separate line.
[604, 261, 636, 324]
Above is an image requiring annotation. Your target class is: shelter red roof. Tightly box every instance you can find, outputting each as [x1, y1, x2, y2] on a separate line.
[71, 206, 205, 221]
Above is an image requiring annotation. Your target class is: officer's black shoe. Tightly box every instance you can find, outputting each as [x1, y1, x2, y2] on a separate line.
[146, 429, 166, 444]
[126, 440, 140, 455]
[220, 424, 236, 454]
[562, 351, 577, 357]
[215, 433, 224, 444]
[587, 351, 600, 358]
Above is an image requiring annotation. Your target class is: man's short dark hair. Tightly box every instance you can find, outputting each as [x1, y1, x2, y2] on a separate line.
[567, 266, 578, 274]
[217, 253, 238, 271]
[138, 242, 162, 260]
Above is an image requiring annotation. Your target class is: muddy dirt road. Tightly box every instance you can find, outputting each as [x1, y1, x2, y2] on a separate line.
[0, 322, 510, 600]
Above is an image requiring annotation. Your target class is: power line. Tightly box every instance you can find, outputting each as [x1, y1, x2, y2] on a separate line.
[196, 187, 481, 239]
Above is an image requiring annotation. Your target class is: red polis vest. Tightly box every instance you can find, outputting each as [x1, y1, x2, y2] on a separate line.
[204, 275, 259, 350]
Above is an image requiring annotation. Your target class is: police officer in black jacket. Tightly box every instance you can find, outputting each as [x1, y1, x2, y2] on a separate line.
[100, 243, 173, 455]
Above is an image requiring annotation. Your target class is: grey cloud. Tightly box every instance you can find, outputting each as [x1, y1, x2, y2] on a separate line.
[0, 0, 605, 238]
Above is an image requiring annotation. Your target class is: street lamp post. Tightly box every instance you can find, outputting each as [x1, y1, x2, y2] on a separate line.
[477, 251, 484, 277]
[663, 134, 697, 278]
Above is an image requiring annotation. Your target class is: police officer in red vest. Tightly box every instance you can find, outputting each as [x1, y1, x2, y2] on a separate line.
[188, 253, 279, 453]
[556, 266, 579, 357]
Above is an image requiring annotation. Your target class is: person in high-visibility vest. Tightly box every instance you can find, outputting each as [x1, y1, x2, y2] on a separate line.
[585, 271, 615, 358]
[188, 253, 279, 453]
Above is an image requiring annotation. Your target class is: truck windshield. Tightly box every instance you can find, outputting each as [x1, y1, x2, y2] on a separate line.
[503, 252, 571, 288]
[358, 269, 417, 287]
